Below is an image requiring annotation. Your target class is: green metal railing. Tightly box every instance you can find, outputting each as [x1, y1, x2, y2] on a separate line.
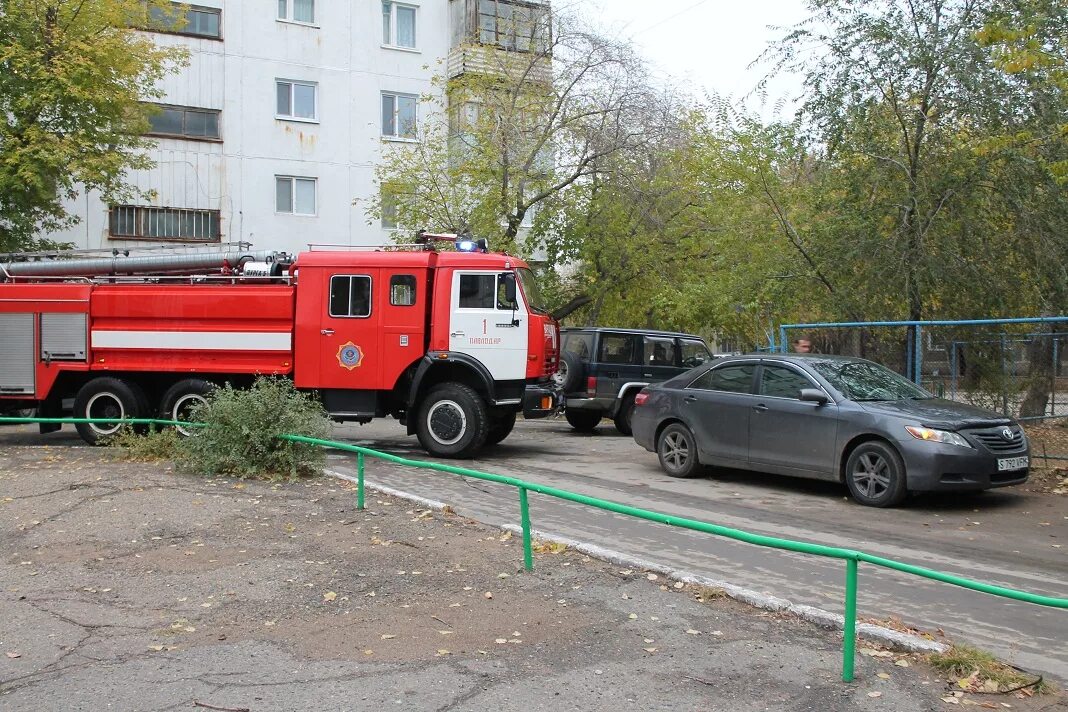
[3, 415, 1067, 682]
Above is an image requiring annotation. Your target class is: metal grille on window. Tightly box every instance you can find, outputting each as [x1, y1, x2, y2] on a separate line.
[109, 206, 221, 242]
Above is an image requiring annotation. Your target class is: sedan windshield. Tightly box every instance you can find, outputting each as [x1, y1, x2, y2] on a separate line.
[810, 359, 933, 401]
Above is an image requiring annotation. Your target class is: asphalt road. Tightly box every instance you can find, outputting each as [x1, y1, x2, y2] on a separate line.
[4, 418, 1066, 681]
[321, 417, 1068, 682]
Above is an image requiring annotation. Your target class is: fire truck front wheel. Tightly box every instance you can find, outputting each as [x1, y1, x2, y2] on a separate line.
[416, 383, 489, 458]
[486, 408, 518, 446]
[73, 378, 148, 446]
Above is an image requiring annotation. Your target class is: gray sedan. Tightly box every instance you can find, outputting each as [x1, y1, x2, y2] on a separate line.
[631, 355, 1030, 507]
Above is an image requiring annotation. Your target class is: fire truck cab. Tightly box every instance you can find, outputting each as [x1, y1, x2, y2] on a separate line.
[0, 237, 561, 458]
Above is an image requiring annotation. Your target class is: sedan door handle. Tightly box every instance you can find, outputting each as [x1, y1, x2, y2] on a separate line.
[683, 395, 698, 403]
[320, 329, 334, 336]
[753, 403, 769, 413]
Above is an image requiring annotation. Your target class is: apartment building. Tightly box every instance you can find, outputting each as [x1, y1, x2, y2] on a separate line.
[45, 0, 548, 255]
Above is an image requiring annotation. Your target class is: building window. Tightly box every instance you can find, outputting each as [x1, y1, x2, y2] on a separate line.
[148, 3, 222, 39]
[277, 0, 315, 24]
[477, 0, 547, 53]
[329, 275, 372, 318]
[108, 206, 221, 242]
[276, 80, 317, 121]
[382, 2, 417, 48]
[382, 92, 417, 139]
[390, 275, 417, 306]
[146, 104, 221, 140]
[275, 176, 317, 215]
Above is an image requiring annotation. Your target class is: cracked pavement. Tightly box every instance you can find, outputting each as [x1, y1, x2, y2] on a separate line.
[0, 436, 1060, 711]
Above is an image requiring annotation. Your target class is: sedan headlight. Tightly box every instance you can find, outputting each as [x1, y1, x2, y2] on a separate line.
[905, 426, 973, 449]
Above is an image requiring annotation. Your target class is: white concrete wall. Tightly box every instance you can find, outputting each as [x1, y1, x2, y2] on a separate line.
[47, 0, 448, 255]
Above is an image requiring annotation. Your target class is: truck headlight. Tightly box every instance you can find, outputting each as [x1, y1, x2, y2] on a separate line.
[905, 426, 973, 448]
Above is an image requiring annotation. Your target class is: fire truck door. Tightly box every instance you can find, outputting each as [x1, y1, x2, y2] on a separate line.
[449, 271, 528, 382]
[318, 270, 381, 390]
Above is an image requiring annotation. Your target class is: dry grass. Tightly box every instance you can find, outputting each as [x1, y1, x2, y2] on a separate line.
[929, 644, 1056, 695]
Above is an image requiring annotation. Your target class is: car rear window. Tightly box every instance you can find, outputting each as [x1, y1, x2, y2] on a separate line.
[688, 364, 755, 393]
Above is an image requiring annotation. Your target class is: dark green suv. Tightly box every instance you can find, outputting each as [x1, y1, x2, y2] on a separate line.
[556, 327, 713, 435]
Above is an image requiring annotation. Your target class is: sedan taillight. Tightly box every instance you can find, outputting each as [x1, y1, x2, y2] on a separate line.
[634, 389, 650, 406]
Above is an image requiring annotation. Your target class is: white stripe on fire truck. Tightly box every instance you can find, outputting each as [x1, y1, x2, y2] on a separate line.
[91, 331, 292, 351]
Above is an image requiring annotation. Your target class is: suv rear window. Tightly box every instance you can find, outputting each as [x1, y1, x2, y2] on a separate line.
[563, 332, 594, 362]
[598, 333, 640, 365]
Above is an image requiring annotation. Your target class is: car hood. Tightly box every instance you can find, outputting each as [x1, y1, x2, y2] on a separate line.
[857, 398, 1012, 429]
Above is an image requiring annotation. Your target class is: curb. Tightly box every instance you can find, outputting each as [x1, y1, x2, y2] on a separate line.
[326, 470, 450, 512]
[325, 470, 949, 655]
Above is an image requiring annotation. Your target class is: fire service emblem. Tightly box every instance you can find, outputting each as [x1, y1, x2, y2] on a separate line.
[336, 342, 364, 370]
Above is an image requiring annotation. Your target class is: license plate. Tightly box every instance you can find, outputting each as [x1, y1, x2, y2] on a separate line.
[997, 456, 1029, 471]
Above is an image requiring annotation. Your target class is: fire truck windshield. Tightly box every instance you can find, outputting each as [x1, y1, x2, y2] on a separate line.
[516, 267, 548, 314]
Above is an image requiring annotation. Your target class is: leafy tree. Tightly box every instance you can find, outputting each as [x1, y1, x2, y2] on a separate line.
[368, 9, 655, 256]
[764, 0, 1033, 325]
[0, 0, 186, 252]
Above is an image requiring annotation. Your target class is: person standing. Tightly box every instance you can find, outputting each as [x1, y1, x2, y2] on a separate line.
[793, 338, 812, 353]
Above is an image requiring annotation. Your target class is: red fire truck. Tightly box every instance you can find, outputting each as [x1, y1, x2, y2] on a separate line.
[0, 235, 560, 458]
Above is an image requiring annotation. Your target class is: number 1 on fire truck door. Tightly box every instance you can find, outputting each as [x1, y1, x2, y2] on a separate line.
[321, 272, 380, 389]
[451, 272, 528, 382]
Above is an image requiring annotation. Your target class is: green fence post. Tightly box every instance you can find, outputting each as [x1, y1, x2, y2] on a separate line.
[357, 452, 365, 510]
[843, 557, 858, 682]
[519, 487, 533, 572]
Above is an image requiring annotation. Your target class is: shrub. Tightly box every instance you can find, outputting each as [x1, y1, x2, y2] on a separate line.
[176, 377, 331, 480]
[108, 426, 181, 462]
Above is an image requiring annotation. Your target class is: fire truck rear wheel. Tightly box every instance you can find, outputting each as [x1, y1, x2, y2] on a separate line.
[417, 383, 489, 458]
[73, 378, 148, 446]
[486, 409, 517, 446]
[160, 379, 215, 437]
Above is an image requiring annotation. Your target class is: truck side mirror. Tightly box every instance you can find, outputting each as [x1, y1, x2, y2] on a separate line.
[499, 273, 517, 308]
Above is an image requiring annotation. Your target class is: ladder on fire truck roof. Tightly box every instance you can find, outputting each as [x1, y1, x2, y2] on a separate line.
[0, 241, 287, 282]
[0, 240, 254, 262]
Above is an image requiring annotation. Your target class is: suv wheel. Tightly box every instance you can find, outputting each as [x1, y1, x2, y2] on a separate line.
[554, 351, 584, 392]
[614, 393, 636, 436]
[564, 409, 601, 432]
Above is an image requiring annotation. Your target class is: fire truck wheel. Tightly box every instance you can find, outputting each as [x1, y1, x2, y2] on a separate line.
[160, 379, 215, 437]
[73, 378, 147, 446]
[486, 409, 518, 446]
[417, 383, 489, 458]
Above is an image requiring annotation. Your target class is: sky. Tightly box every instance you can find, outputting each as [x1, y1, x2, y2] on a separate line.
[569, 0, 810, 120]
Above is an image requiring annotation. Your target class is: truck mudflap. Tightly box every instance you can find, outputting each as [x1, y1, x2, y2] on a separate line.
[522, 384, 562, 419]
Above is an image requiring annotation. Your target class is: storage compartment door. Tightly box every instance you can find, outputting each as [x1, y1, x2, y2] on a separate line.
[0, 313, 35, 394]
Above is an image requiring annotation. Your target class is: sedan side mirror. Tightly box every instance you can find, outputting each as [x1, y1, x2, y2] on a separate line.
[799, 388, 829, 405]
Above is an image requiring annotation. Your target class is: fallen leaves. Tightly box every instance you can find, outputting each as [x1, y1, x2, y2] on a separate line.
[323, 591, 337, 602]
